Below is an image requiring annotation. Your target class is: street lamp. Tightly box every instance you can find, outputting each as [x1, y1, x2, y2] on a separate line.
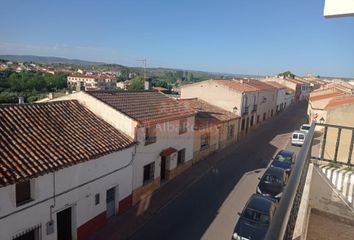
[320, 117, 325, 124]
[233, 106, 238, 114]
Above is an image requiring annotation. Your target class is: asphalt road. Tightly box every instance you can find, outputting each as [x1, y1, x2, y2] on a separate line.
[131, 102, 308, 240]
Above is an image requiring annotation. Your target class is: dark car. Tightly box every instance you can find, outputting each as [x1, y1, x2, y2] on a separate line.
[270, 150, 296, 173]
[232, 194, 277, 240]
[257, 167, 288, 201]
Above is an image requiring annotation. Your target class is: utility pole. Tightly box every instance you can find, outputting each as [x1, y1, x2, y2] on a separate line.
[136, 58, 147, 80]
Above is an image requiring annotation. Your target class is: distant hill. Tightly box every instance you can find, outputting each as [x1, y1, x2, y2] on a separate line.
[0, 55, 106, 65]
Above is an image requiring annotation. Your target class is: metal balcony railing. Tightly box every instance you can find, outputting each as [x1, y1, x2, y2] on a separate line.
[265, 123, 315, 240]
[265, 122, 354, 240]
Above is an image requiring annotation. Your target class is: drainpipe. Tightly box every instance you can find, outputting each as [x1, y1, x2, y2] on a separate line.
[49, 172, 56, 222]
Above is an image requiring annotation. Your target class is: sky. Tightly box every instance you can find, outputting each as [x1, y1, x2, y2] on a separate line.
[0, 0, 353, 78]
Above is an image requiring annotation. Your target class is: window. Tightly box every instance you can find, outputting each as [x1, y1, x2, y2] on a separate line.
[143, 162, 155, 184]
[227, 125, 235, 140]
[263, 112, 266, 121]
[257, 115, 260, 124]
[271, 110, 274, 117]
[13, 226, 40, 240]
[200, 134, 209, 149]
[241, 119, 245, 130]
[179, 118, 187, 134]
[250, 116, 254, 126]
[177, 149, 186, 165]
[95, 194, 100, 205]
[145, 126, 156, 145]
[16, 180, 32, 207]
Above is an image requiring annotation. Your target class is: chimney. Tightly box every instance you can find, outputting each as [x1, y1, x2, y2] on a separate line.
[48, 93, 54, 100]
[144, 78, 152, 90]
[240, 79, 244, 84]
[18, 97, 24, 104]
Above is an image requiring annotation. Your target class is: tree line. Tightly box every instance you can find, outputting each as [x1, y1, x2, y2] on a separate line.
[0, 71, 68, 103]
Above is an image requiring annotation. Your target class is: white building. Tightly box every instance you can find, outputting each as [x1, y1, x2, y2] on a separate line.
[47, 90, 196, 205]
[180, 79, 277, 138]
[67, 75, 117, 91]
[0, 101, 135, 240]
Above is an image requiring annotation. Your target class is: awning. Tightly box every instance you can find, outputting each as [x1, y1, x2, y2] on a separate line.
[160, 147, 177, 157]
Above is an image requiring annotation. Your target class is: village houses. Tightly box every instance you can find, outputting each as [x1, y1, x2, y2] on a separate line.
[180, 79, 278, 138]
[178, 98, 240, 162]
[47, 90, 196, 205]
[0, 101, 135, 240]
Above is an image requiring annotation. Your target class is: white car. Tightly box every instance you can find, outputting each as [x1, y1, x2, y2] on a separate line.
[291, 130, 306, 146]
[300, 124, 311, 134]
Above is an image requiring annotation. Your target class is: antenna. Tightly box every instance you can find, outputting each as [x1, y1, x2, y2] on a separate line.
[136, 58, 147, 80]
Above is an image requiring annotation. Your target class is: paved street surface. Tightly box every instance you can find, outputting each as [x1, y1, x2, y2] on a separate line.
[129, 102, 308, 240]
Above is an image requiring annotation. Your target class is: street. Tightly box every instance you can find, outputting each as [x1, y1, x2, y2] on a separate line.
[130, 102, 308, 240]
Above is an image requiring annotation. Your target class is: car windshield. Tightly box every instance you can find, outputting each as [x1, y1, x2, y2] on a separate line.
[292, 133, 298, 139]
[301, 125, 310, 130]
[299, 135, 305, 139]
[274, 153, 292, 163]
[242, 208, 270, 225]
[263, 174, 283, 185]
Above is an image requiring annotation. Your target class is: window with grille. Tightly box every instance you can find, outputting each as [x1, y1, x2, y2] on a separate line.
[200, 134, 209, 149]
[179, 118, 188, 134]
[145, 126, 156, 145]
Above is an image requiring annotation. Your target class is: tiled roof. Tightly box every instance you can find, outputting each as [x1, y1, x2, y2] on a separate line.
[310, 92, 345, 102]
[244, 79, 277, 91]
[263, 81, 286, 89]
[87, 91, 195, 125]
[325, 95, 354, 109]
[0, 101, 134, 187]
[179, 98, 239, 130]
[215, 80, 259, 92]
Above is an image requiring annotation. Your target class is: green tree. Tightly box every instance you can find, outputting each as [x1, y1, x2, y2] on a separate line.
[128, 76, 144, 90]
[278, 71, 295, 79]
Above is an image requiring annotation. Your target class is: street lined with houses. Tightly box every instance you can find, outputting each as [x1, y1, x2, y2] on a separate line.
[129, 102, 308, 240]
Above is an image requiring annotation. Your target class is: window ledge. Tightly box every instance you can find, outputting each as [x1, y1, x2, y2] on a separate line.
[16, 198, 34, 207]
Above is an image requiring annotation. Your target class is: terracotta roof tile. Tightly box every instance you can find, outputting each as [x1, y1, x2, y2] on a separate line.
[325, 95, 354, 109]
[213, 79, 258, 92]
[87, 91, 195, 125]
[178, 98, 239, 130]
[310, 92, 346, 102]
[0, 101, 134, 187]
[262, 81, 286, 89]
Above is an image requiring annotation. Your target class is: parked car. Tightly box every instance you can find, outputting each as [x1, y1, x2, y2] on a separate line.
[291, 130, 306, 146]
[300, 124, 311, 134]
[271, 150, 296, 173]
[257, 167, 288, 201]
[232, 194, 278, 240]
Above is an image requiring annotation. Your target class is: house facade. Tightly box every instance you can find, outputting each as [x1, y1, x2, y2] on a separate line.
[178, 98, 240, 162]
[180, 79, 277, 138]
[0, 101, 135, 240]
[48, 91, 195, 205]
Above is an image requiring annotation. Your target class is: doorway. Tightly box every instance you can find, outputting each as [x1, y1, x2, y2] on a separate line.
[57, 207, 72, 240]
[160, 156, 166, 181]
[106, 187, 116, 218]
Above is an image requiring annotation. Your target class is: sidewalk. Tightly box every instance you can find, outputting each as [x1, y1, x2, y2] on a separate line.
[90, 138, 249, 240]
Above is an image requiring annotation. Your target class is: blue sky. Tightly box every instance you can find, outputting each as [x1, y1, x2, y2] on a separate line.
[0, 0, 353, 77]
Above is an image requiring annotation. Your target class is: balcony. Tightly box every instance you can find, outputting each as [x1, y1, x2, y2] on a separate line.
[252, 104, 257, 112]
[265, 123, 354, 240]
[243, 106, 249, 115]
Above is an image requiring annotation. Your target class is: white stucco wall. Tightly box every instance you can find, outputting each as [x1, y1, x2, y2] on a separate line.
[133, 116, 195, 189]
[324, 0, 354, 17]
[0, 148, 134, 240]
[180, 80, 243, 115]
